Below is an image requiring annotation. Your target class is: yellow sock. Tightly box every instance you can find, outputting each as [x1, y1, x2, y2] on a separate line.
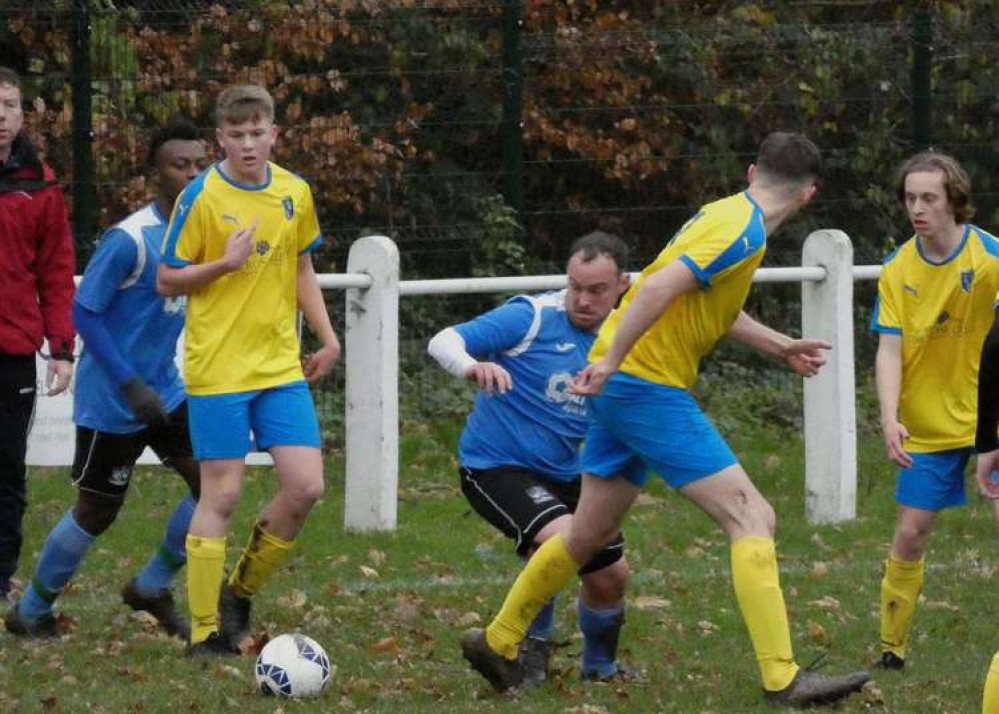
[484, 533, 580, 659]
[186, 534, 226, 644]
[228, 523, 294, 598]
[879, 554, 924, 659]
[731, 536, 799, 692]
[984, 652, 999, 714]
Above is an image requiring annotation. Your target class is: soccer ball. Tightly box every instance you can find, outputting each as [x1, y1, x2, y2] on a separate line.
[255, 633, 331, 698]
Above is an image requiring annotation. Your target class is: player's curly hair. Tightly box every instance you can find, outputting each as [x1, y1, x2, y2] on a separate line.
[215, 84, 275, 126]
[146, 117, 201, 168]
[895, 151, 975, 224]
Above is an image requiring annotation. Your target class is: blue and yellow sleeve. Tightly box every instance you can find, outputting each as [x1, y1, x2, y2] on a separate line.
[679, 216, 764, 288]
[296, 182, 322, 255]
[871, 268, 901, 334]
[162, 172, 209, 267]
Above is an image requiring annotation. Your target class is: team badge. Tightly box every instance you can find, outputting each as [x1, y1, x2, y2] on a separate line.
[937, 310, 950, 325]
[960, 269, 974, 293]
[282, 196, 294, 220]
[256, 240, 271, 255]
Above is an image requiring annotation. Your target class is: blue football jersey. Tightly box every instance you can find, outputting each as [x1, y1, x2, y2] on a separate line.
[74, 203, 187, 433]
[456, 290, 595, 480]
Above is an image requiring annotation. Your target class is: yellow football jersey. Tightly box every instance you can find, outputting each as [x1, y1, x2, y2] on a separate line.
[591, 191, 767, 388]
[872, 225, 999, 452]
[162, 162, 322, 395]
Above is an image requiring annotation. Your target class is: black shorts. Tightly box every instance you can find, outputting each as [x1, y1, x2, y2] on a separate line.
[460, 465, 624, 576]
[71, 402, 194, 498]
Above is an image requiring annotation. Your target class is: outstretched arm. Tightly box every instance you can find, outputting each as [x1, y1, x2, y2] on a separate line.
[296, 253, 341, 383]
[727, 310, 831, 377]
[428, 327, 512, 395]
[572, 259, 698, 395]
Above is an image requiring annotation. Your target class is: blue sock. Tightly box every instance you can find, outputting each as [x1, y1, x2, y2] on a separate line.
[20, 511, 96, 620]
[134, 496, 195, 596]
[526, 598, 556, 640]
[579, 600, 624, 678]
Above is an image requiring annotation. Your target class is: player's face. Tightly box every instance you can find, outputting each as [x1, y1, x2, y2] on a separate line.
[0, 82, 24, 159]
[904, 170, 957, 240]
[565, 253, 629, 332]
[216, 115, 277, 183]
[155, 139, 208, 204]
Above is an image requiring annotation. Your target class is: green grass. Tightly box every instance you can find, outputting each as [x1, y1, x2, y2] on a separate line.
[0, 416, 996, 713]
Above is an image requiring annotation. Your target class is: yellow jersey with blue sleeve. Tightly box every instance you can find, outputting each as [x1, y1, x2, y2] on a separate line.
[871, 225, 999, 452]
[591, 191, 766, 388]
[161, 162, 323, 396]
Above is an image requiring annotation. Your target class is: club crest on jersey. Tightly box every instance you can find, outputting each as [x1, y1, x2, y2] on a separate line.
[256, 240, 271, 256]
[960, 269, 974, 293]
[282, 196, 294, 220]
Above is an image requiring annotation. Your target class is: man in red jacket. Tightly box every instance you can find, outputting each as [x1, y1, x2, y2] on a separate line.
[0, 66, 76, 601]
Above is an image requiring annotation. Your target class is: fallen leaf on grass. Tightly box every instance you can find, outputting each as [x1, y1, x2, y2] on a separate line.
[697, 620, 718, 634]
[372, 636, 399, 655]
[807, 619, 829, 646]
[923, 599, 960, 612]
[41, 696, 58, 711]
[810, 533, 831, 552]
[457, 611, 480, 626]
[367, 548, 386, 566]
[238, 630, 270, 656]
[276, 590, 307, 609]
[633, 596, 671, 610]
[359, 565, 379, 579]
[219, 664, 243, 680]
[808, 561, 829, 580]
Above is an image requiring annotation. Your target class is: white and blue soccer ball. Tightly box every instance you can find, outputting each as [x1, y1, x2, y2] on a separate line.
[255, 633, 331, 699]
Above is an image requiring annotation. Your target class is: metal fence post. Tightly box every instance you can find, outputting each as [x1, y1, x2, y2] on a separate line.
[344, 236, 399, 531]
[801, 230, 857, 524]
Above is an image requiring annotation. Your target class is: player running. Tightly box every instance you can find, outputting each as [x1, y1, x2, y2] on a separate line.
[459, 132, 871, 708]
[5, 118, 207, 639]
[158, 85, 340, 656]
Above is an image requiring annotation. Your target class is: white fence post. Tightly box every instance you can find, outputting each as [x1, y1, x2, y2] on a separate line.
[344, 236, 399, 531]
[802, 230, 857, 524]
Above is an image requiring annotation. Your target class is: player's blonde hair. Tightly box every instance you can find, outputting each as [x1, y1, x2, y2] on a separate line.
[215, 84, 274, 126]
[895, 151, 975, 224]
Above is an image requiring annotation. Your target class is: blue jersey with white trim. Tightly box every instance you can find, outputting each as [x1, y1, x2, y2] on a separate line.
[74, 203, 186, 433]
[456, 290, 595, 480]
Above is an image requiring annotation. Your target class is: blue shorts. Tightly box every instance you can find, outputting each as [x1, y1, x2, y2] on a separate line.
[896, 447, 973, 511]
[581, 373, 738, 488]
[187, 381, 321, 460]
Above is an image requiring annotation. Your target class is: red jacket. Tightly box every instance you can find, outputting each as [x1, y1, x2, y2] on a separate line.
[0, 133, 75, 357]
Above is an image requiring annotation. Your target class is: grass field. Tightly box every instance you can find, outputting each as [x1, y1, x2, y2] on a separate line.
[0, 415, 995, 713]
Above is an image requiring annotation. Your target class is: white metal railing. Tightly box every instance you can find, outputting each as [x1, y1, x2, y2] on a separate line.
[342, 230, 881, 531]
[29, 231, 882, 532]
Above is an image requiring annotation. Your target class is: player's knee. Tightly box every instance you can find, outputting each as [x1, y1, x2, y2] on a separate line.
[725, 488, 773, 535]
[895, 521, 930, 553]
[72, 495, 124, 536]
[584, 563, 628, 603]
[207, 486, 242, 520]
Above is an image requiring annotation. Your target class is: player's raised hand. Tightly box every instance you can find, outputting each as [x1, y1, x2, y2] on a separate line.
[880, 418, 914, 468]
[303, 336, 341, 383]
[465, 362, 512, 396]
[781, 338, 832, 377]
[975, 450, 999, 499]
[570, 360, 615, 396]
[222, 219, 257, 272]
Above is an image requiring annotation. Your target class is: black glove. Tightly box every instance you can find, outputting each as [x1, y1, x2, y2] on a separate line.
[120, 377, 169, 426]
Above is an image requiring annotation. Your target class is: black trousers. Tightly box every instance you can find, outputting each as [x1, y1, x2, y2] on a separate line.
[0, 353, 37, 591]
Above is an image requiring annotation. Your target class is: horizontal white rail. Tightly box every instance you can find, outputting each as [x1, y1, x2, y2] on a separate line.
[319, 263, 882, 297]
